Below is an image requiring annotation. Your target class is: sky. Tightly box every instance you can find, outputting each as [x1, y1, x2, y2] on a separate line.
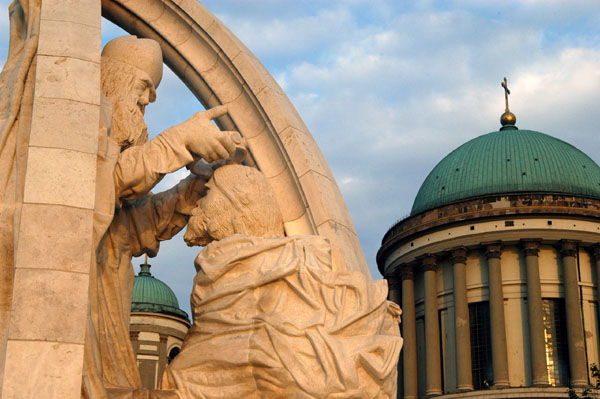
[2, 1, 600, 316]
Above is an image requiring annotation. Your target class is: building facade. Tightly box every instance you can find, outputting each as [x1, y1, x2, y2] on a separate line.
[129, 262, 191, 389]
[378, 117, 600, 398]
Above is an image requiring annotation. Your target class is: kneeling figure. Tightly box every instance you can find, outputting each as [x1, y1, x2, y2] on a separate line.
[161, 165, 402, 399]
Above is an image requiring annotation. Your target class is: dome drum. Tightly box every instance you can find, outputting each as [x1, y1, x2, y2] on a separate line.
[379, 192, 600, 275]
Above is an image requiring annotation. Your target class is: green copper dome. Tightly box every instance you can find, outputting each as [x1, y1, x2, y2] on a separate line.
[411, 129, 600, 215]
[131, 264, 189, 321]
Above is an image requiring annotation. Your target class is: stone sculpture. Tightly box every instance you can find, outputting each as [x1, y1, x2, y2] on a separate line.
[83, 36, 244, 398]
[161, 164, 403, 399]
[0, 2, 395, 398]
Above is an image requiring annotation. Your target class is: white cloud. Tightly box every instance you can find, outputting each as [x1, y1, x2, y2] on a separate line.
[2, 0, 600, 307]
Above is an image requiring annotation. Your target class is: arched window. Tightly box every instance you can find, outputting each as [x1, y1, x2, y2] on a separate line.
[168, 347, 181, 364]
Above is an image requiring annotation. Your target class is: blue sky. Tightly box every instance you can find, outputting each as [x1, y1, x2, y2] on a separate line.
[2, 1, 600, 315]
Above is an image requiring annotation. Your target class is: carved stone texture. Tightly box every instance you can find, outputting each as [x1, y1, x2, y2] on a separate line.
[400, 265, 416, 281]
[522, 239, 541, 257]
[163, 165, 402, 398]
[559, 240, 578, 257]
[484, 242, 502, 259]
[84, 35, 247, 399]
[421, 255, 437, 271]
[450, 247, 467, 264]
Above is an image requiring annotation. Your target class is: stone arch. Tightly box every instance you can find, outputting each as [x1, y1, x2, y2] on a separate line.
[101, 0, 368, 274]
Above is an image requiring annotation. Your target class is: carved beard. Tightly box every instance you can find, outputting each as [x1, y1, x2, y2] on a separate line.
[184, 211, 211, 247]
[184, 193, 236, 247]
[112, 94, 149, 151]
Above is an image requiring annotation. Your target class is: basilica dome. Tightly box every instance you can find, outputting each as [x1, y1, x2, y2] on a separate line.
[411, 128, 600, 215]
[131, 263, 189, 321]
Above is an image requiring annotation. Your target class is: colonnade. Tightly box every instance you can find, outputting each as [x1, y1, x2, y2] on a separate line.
[389, 240, 594, 398]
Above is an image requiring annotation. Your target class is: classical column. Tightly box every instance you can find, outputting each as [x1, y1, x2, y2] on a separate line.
[485, 243, 509, 388]
[130, 331, 140, 358]
[592, 244, 600, 318]
[401, 267, 418, 399]
[387, 274, 402, 306]
[559, 240, 588, 387]
[387, 274, 404, 398]
[451, 247, 473, 392]
[522, 239, 548, 386]
[423, 255, 442, 396]
[158, 334, 168, 388]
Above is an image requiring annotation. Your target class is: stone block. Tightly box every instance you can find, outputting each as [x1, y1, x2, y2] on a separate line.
[38, 19, 100, 63]
[29, 97, 99, 154]
[246, 131, 286, 178]
[283, 211, 316, 236]
[225, 90, 266, 139]
[206, 20, 244, 60]
[317, 219, 369, 275]
[176, 32, 219, 74]
[8, 269, 89, 343]
[267, 170, 306, 223]
[23, 147, 96, 210]
[34, 55, 100, 105]
[40, 0, 100, 29]
[200, 59, 243, 104]
[299, 170, 355, 229]
[2, 340, 84, 399]
[16, 203, 93, 274]
[231, 52, 268, 95]
[152, 6, 192, 46]
[175, 0, 215, 31]
[256, 86, 309, 135]
[121, 0, 165, 22]
[280, 126, 333, 179]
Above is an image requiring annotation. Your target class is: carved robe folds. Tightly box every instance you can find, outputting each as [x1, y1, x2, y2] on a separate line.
[161, 235, 402, 399]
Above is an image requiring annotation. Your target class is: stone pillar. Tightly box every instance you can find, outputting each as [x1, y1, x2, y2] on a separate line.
[591, 244, 600, 318]
[522, 239, 548, 386]
[559, 240, 588, 387]
[451, 247, 473, 392]
[158, 334, 168, 387]
[401, 267, 418, 399]
[130, 331, 140, 358]
[1, 1, 101, 398]
[423, 255, 442, 396]
[387, 274, 403, 399]
[485, 243, 509, 388]
[387, 275, 402, 307]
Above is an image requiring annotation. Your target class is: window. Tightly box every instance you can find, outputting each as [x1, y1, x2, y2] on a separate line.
[469, 301, 493, 389]
[168, 346, 181, 364]
[542, 298, 569, 386]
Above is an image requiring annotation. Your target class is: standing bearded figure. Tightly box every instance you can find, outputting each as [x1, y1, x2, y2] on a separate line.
[82, 36, 242, 398]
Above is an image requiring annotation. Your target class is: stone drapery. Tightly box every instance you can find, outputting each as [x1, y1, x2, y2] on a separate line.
[162, 234, 402, 399]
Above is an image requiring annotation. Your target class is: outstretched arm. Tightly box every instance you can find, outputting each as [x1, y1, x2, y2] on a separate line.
[124, 173, 209, 258]
[114, 105, 240, 203]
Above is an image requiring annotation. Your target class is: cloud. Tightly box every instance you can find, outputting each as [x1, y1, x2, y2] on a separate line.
[2, 0, 600, 311]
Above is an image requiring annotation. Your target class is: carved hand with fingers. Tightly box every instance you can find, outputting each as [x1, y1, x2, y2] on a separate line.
[176, 104, 244, 163]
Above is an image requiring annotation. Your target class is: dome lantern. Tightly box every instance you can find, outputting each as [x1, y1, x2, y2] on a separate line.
[500, 77, 517, 130]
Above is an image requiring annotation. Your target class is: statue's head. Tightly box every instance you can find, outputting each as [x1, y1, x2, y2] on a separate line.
[101, 36, 163, 150]
[184, 165, 285, 246]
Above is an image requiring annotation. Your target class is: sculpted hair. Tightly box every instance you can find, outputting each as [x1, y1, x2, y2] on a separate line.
[101, 57, 140, 105]
[213, 164, 284, 238]
[101, 57, 150, 150]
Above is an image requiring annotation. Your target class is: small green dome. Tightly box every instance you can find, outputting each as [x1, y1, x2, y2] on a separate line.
[131, 264, 189, 321]
[411, 129, 600, 215]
